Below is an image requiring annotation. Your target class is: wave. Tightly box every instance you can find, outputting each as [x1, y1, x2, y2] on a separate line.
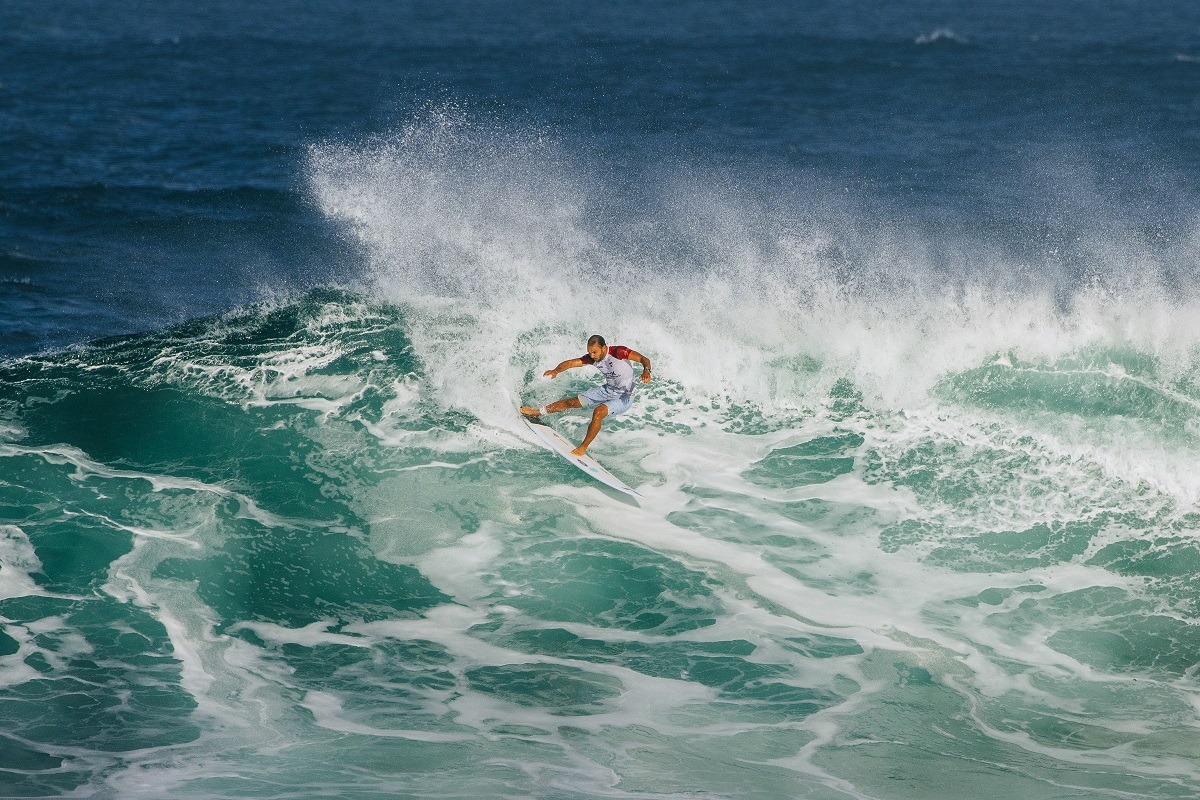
[3, 285, 1200, 796]
[915, 28, 968, 46]
[6, 119, 1200, 796]
[305, 116, 1200, 439]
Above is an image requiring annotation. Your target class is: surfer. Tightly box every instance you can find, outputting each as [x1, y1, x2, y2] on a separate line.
[521, 335, 652, 456]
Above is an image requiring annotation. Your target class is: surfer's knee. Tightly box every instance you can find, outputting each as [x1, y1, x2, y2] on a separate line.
[592, 404, 609, 421]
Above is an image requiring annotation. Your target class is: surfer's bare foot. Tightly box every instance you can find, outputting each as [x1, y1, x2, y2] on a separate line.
[570, 445, 588, 457]
[520, 406, 541, 417]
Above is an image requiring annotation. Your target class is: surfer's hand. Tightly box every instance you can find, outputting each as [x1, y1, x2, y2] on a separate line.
[544, 369, 558, 379]
[641, 369, 652, 383]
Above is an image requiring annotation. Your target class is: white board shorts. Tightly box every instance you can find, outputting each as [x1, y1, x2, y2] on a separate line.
[578, 385, 634, 416]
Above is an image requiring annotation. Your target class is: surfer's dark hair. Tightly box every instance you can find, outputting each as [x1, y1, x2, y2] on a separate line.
[587, 334, 606, 347]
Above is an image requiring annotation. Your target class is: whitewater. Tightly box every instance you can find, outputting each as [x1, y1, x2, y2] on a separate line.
[2, 111, 1200, 799]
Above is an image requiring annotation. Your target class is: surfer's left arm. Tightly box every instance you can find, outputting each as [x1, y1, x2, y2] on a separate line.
[626, 349, 652, 383]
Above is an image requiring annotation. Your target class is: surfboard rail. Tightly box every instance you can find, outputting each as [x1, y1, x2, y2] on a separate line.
[521, 415, 642, 498]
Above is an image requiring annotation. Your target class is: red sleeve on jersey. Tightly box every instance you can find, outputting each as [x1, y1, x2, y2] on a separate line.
[610, 345, 632, 360]
[580, 353, 594, 365]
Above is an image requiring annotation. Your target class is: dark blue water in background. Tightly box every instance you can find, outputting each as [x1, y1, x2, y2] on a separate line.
[5, 0, 1200, 356]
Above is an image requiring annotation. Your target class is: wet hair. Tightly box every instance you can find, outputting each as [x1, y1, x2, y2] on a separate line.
[587, 334, 606, 347]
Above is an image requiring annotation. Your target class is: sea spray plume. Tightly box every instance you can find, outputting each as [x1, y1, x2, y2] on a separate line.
[308, 116, 1200, 430]
[307, 111, 600, 311]
[307, 114, 618, 431]
[304, 117, 931, 415]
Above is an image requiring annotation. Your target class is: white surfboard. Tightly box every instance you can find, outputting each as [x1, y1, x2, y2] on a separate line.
[521, 415, 642, 499]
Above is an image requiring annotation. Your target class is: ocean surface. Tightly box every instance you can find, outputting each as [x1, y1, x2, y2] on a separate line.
[4, 1, 1200, 797]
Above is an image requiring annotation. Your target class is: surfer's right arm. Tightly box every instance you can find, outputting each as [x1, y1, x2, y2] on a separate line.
[544, 358, 586, 379]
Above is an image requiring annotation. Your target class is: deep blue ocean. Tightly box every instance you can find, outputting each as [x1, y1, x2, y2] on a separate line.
[5, 2, 1200, 797]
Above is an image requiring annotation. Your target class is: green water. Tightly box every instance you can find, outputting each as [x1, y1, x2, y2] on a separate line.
[2, 291, 1200, 798]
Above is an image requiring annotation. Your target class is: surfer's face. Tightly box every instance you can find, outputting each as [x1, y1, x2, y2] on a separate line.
[587, 343, 607, 361]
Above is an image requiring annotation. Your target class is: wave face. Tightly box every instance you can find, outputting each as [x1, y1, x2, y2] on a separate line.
[5, 121, 1200, 797]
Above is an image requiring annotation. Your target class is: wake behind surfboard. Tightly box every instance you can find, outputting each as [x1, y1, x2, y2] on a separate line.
[520, 413, 642, 499]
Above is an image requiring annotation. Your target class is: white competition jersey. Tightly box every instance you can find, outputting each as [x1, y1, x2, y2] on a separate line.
[582, 344, 636, 396]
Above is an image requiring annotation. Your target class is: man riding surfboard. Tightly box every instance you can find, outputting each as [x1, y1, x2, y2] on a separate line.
[521, 335, 652, 456]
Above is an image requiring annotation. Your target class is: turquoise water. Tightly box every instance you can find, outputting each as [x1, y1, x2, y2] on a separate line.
[5, 268, 1200, 796]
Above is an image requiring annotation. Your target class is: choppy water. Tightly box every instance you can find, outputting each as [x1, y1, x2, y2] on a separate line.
[6, 2, 1200, 798]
